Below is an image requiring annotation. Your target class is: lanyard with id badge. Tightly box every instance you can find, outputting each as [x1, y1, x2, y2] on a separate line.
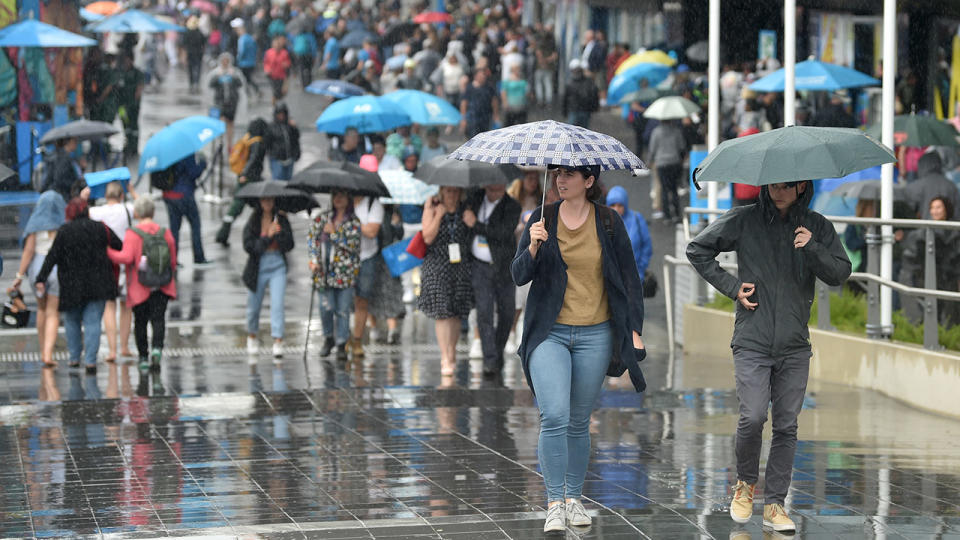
[447, 216, 462, 264]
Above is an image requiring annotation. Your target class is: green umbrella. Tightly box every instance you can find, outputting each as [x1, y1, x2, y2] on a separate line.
[865, 114, 960, 147]
[693, 126, 896, 188]
[643, 95, 701, 120]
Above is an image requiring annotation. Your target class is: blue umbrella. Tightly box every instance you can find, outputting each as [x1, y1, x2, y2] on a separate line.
[380, 90, 461, 126]
[749, 59, 879, 92]
[84, 167, 131, 199]
[340, 29, 376, 49]
[305, 79, 365, 99]
[139, 116, 225, 173]
[606, 63, 672, 105]
[0, 19, 97, 47]
[315, 95, 411, 135]
[85, 9, 184, 33]
[817, 165, 897, 194]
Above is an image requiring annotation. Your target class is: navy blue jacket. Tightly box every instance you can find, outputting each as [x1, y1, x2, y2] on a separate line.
[511, 201, 647, 393]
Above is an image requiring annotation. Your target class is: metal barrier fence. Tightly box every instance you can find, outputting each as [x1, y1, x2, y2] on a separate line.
[665, 207, 960, 353]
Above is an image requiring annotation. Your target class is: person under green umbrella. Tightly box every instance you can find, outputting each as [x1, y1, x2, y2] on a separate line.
[686, 179, 851, 533]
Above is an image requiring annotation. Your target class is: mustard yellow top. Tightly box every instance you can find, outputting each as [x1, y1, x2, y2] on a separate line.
[556, 204, 611, 325]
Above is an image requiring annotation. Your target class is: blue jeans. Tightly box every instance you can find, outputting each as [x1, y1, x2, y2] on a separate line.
[529, 321, 612, 502]
[321, 287, 354, 345]
[63, 300, 106, 366]
[567, 111, 591, 129]
[247, 252, 287, 339]
[270, 158, 293, 181]
[165, 196, 206, 263]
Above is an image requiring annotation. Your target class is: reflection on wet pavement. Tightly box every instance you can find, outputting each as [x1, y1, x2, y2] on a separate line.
[1, 337, 960, 539]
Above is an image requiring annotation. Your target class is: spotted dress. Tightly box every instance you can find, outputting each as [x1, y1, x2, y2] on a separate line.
[417, 209, 474, 319]
[308, 211, 361, 289]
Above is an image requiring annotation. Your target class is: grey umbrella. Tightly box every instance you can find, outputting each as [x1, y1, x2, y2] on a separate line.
[831, 180, 905, 201]
[39, 119, 118, 144]
[686, 40, 708, 63]
[416, 156, 523, 188]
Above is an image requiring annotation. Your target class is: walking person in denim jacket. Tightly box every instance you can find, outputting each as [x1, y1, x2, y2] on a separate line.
[308, 189, 361, 360]
[512, 164, 647, 533]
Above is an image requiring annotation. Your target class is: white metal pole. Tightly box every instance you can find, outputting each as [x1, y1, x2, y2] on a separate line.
[880, 0, 896, 334]
[706, 0, 720, 217]
[784, 0, 796, 125]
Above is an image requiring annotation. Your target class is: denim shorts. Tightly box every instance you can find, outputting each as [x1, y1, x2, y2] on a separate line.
[355, 256, 378, 299]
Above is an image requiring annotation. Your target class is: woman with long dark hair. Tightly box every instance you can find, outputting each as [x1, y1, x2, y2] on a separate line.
[513, 165, 647, 532]
[243, 196, 294, 359]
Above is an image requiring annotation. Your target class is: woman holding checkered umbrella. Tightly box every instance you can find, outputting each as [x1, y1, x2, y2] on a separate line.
[450, 120, 649, 532]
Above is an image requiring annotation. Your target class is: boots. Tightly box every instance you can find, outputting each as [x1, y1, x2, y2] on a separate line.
[335, 343, 348, 361]
[319, 337, 334, 357]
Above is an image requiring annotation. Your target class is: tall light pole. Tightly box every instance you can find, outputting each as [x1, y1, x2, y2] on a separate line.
[707, 0, 720, 217]
[880, 0, 896, 334]
[784, 0, 796, 125]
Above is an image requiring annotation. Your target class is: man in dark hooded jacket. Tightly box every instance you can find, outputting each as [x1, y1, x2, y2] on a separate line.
[904, 152, 960, 219]
[267, 102, 301, 181]
[686, 180, 850, 532]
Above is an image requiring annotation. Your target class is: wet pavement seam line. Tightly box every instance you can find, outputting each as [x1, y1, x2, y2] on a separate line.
[149, 424, 238, 535]
[111, 440, 169, 536]
[181, 419, 309, 539]
[11, 423, 39, 539]
[297, 388, 499, 539]
[55, 424, 106, 537]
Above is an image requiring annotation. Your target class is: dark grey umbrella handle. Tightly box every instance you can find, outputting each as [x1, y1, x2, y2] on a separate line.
[692, 168, 703, 192]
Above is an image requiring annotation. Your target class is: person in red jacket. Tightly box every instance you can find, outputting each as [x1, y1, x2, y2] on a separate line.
[107, 197, 177, 372]
[263, 35, 292, 105]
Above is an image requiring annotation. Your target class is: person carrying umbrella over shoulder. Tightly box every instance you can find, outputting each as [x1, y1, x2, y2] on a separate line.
[686, 179, 851, 533]
[513, 164, 647, 533]
[217, 118, 269, 246]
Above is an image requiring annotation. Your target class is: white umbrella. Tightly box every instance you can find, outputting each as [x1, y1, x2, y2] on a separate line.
[643, 96, 701, 120]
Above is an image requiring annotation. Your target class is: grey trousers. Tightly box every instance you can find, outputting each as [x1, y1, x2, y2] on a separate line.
[472, 260, 515, 373]
[733, 347, 811, 505]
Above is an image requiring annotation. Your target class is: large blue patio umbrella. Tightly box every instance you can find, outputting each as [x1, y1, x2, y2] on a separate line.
[606, 63, 672, 105]
[139, 116, 225, 173]
[749, 59, 879, 92]
[86, 9, 184, 33]
[380, 90, 461, 126]
[315, 95, 411, 134]
[0, 19, 97, 47]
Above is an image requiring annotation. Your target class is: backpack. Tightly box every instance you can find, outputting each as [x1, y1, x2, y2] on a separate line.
[229, 134, 262, 174]
[150, 166, 177, 191]
[133, 227, 173, 288]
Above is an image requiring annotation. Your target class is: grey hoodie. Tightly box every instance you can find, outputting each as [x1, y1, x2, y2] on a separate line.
[904, 152, 960, 219]
[686, 183, 851, 356]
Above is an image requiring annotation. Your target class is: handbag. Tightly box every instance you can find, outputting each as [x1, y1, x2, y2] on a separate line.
[383, 237, 423, 277]
[405, 230, 427, 259]
[642, 270, 658, 298]
[2, 290, 30, 328]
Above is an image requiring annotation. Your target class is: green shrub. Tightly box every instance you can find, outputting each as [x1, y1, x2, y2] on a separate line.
[698, 288, 959, 352]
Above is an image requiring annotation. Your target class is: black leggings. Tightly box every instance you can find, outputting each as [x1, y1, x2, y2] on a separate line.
[133, 290, 169, 357]
[657, 163, 684, 220]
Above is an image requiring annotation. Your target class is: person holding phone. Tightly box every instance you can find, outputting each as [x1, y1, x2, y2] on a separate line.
[419, 187, 474, 377]
[242, 197, 294, 359]
[512, 165, 647, 533]
[686, 180, 850, 532]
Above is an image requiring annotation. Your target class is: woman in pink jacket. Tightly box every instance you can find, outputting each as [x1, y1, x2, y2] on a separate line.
[107, 197, 177, 371]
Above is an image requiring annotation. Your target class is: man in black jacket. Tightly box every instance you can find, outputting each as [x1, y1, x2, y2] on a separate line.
[686, 181, 850, 532]
[563, 60, 599, 128]
[463, 183, 522, 377]
[267, 102, 300, 180]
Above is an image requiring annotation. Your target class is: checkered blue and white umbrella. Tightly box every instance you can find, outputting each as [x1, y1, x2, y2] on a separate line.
[379, 169, 439, 205]
[449, 120, 645, 171]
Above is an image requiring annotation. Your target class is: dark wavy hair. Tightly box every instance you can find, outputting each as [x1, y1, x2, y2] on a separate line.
[550, 164, 602, 202]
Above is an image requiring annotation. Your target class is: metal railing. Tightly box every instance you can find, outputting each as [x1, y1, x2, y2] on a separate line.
[667, 207, 960, 352]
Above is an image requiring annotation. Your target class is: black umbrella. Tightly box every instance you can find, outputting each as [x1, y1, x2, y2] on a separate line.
[341, 29, 377, 50]
[289, 160, 390, 197]
[416, 155, 522, 188]
[235, 181, 318, 214]
[381, 22, 416, 47]
[0, 163, 16, 183]
[39, 119, 118, 145]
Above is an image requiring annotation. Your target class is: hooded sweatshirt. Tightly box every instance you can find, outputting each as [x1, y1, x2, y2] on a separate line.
[605, 186, 652, 275]
[904, 152, 960, 219]
[686, 183, 851, 356]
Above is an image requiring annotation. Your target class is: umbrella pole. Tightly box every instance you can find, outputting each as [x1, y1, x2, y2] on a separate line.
[540, 168, 548, 222]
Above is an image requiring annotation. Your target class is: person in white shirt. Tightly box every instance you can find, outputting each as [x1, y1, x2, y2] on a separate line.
[350, 195, 383, 357]
[89, 181, 139, 362]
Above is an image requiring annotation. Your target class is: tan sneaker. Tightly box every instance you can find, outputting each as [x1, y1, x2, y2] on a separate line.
[729, 480, 755, 524]
[763, 503, 796, 532]
[350, 337, 365, 358]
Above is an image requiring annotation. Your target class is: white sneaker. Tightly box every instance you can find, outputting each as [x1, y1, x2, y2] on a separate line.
[469, 338, 483, 359]
[272, 341, 283, 359]
[566, 499, 591, 527]
[369, 328, 381, 344]
[543, 504, 565, 533]
[247, 336, 259, 355]
[504, 332, 519, 354]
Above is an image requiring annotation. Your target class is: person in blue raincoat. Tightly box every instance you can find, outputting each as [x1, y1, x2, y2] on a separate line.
[605, 186, 652, 276]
